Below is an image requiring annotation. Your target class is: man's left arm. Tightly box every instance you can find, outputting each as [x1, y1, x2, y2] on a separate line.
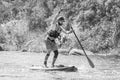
[60, 24, 73, 34]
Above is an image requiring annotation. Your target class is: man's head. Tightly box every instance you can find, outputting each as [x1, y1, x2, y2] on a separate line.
[58, 17, 65, 26]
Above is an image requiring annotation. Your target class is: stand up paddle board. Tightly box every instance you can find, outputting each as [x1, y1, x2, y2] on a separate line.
[29, 65, 78, 72]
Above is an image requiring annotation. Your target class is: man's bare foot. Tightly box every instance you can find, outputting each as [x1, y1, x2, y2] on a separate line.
[51, 64, 55, 68]
[44, 61, 48, 68]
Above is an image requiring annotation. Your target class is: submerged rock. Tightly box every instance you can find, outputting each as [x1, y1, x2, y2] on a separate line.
[69, 48, 94, 56]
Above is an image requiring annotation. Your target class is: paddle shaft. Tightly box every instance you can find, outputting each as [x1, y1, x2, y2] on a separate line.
[70, 26, 94, 68]
[70, 27, 88, 57]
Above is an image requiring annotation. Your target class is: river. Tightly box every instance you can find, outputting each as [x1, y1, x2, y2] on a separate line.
[0, 51, 120, 80]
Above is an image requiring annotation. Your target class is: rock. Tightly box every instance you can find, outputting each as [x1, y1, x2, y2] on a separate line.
[0, 46, 4, 51]
[69, 48, 94, 56]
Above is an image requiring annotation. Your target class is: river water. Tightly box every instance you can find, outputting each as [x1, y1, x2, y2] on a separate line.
[0, 52, 120, 80]
[52, 55, 120, 80]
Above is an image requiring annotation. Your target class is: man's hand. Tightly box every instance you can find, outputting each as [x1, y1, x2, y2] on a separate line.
[58, 43, 62, 48]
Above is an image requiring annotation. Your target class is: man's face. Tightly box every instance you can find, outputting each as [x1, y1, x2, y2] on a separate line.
[58, 20, 65, 25]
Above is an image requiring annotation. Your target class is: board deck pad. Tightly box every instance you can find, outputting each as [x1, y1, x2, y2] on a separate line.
[29, 65, 78, 72]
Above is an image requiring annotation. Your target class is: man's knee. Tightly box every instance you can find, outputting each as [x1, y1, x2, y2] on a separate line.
[54, 50, 59, 58]
[46, 50, 51, 56]
[46, 53, 50, 57]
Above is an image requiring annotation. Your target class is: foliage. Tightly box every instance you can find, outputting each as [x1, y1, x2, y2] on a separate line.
[0, 0, 120, 53]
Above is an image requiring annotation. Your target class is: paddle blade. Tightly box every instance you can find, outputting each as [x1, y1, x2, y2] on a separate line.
[86, 56, 95, 68]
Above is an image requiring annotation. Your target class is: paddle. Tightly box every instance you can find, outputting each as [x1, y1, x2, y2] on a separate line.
[70, 26, 95, 68]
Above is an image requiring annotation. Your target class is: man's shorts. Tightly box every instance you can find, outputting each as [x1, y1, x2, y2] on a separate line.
[45, 38, 58, 51]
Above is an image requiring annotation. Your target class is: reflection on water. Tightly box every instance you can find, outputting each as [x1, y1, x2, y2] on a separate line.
[55, 55, 120, 80]
[1, 54, 120, 80]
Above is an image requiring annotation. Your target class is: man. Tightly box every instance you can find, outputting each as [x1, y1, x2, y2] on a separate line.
[44, 17, 72, 68]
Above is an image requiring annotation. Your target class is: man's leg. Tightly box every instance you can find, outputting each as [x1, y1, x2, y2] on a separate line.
[52, 50, 59, 67]
[44, 50, 51, 68]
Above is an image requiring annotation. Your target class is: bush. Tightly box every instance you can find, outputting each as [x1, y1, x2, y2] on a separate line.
[0, 0, 120, 54]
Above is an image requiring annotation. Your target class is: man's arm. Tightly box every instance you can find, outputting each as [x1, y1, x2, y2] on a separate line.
[53, 8, 63, 24]
[60, 23, 73, 34]
[56, 35, 62, 48]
